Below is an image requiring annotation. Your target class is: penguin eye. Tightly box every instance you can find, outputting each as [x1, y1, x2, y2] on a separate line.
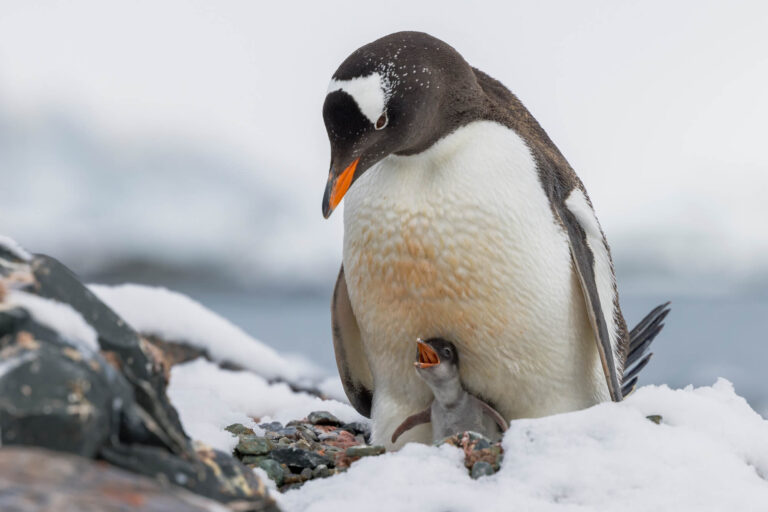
[443, 348, 452, 359]
[374, 112, 388, 130]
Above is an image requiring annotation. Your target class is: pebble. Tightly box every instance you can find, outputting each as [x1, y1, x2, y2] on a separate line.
[241, 455, 266, 465]
[236, 435, 273, 456]
[308, 411, 342, 426]
[300, 468, 313, 480]
[270, 447, 333, 471]
[340, 421, 370, 437]
[297, 425, 319, 442]
[225, 423, 254, 436]
[471, 461, 495, 479]
[259, 421, 282, 431]
[312, 464, 332, 479]
[473, 438, 491, 451]
[345, 445, 385, 458]
[295, 439, 312, 451]
[257, 459, 284, 487]
[647, 414, 663, 425]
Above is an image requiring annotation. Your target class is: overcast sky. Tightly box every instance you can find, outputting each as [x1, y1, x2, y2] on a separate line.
[1, 0, 766, 292]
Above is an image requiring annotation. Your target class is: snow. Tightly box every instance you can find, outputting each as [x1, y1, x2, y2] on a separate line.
[89, 283, 322, 383]
[5, 290, 98, 352]
[0, 235, 31, 262]
[167, 358, 365, 453]
[275, 379, 768, 512]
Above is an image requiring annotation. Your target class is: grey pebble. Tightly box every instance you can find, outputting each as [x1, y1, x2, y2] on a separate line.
[308, 411, 342, 426]
[471, 461, 495, 479]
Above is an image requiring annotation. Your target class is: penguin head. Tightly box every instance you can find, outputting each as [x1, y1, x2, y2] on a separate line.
[321, 31, 482, 218]
[414, 337, 460, 386]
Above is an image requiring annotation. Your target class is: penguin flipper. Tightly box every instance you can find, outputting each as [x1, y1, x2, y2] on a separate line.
[391, 407, 431, 444]
[474, 397, 509, 433]
[555, 196, 623, 402]
[331, 265, 374, 417]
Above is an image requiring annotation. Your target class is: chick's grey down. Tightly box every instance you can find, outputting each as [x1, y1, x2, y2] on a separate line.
[391, 338, 508, 444]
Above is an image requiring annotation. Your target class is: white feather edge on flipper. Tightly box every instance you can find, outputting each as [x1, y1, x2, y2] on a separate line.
[562, 187, 623, 401]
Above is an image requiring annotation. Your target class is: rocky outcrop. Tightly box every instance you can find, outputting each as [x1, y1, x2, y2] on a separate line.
[0, 447, 231, 512]
[0, 246, 278, 511]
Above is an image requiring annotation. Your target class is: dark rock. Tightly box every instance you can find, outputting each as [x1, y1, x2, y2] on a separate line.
[473, 438, 491, 451]
[0, 313, 130, 458]
[142, 335, 208, 382]
[101, 441, 277, 508]
[237, 436, 274, 456]
[299, 468, 313, 480]
[307, 411, 342, 426]
[0, 446, 279, 511]
[29, 255, 190, 455]
[470, 461, 495, 479]
[0, 255, 280, 509]
[646, 415, 663, 425]
[340, 421, 371, 437]
[258, 459, 285, 487]
[270, 447, 333, 472]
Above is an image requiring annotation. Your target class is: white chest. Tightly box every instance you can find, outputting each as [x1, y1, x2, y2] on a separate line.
[342, 121, 604, 442]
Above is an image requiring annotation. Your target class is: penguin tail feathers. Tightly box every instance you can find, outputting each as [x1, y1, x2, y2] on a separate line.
[621, 302, 671, 398]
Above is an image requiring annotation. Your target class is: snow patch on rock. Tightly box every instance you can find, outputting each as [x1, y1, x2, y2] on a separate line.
[6, 290, 98, 352]
[89, 283, 322, 383]
[167, 359, 365, 453]
[0, 235, 32, 261]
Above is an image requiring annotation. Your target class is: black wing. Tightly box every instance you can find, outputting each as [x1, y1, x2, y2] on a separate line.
[331, 265, 374, 417]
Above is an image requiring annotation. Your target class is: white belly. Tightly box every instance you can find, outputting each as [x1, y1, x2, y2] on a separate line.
[342, 121, 608, 447]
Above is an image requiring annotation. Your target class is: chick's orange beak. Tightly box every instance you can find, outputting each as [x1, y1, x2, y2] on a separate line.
[322, 158, 359, 218]
[415, 340, 440, 369]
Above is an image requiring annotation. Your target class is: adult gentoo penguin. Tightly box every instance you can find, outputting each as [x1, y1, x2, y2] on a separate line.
[321, 32, 669, 448]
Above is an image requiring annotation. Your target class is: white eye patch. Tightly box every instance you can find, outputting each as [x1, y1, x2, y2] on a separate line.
[327, 73, 386, 124]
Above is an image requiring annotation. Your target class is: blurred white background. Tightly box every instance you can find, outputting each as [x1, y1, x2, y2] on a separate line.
[1, 1, 766, 410]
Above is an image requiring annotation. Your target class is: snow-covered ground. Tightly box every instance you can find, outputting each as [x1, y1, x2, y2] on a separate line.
[278, 380, 768, 512]
[111, 284, 768, 511]
[166, 356, 768, 511]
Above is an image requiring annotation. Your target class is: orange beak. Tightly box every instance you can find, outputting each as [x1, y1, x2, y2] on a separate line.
[414, 339, 440, 369]
[322, 158, 359, 218]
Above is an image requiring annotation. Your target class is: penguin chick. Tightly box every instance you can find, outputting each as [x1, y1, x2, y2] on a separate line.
[391, 338, 508, 444]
